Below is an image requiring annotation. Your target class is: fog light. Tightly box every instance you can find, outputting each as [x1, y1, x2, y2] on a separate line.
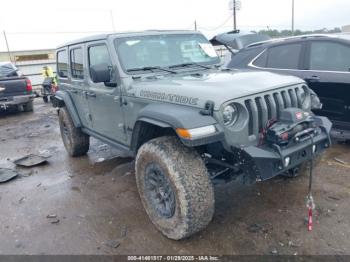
[312, 145, 317, 153]
[284, 157, 291, 167]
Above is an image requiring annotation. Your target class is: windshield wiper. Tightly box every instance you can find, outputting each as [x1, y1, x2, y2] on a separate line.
[168, 62, 212, 69]
[127, 66, 176, 74]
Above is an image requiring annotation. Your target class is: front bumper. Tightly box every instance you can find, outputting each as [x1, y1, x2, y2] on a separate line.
[0, 95, 34, 110]
[242, 116, 332, 181]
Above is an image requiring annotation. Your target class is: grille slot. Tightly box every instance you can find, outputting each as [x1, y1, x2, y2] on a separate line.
[244, 87, 303, 137]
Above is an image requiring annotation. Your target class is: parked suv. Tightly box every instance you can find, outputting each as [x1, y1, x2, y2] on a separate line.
[53, 30, 331, 240]
[227, 34, 350, 140]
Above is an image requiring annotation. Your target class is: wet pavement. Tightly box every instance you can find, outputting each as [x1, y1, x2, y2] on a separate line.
[0, 99, 349, 255]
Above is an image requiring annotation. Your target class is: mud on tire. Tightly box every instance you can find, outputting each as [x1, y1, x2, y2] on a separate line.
[58, 107, 90, 157]
[135, 136, 215, 240]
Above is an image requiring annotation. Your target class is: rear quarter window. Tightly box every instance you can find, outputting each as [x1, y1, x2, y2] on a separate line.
[57, 50, 68, 78]
[70, 48, 84, 79]
[228, 48, 262, 68]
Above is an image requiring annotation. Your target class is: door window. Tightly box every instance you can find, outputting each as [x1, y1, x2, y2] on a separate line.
[266, 43, 302, 69]
[309, 41, 350, 72]
[57, 50, 68, 78]
[70, 48, 84, 79]
[88, 44, 112, 67]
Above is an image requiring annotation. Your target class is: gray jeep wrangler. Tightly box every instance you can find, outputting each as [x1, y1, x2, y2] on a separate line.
[53, 30, 331, 240]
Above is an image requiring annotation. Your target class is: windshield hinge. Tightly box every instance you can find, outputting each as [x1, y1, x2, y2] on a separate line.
[200, 101, 215, 116]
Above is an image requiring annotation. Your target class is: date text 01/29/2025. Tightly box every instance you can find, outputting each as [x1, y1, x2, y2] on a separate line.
[127, 255, 220, 261]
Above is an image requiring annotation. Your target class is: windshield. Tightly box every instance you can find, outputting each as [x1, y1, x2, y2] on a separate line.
[114, 33, 220, 73]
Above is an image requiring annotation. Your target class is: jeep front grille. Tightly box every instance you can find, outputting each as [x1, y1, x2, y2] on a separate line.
[245, 86, 304, 136]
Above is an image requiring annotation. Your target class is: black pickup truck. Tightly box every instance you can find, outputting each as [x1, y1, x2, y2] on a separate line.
[0, 62, 34, 112]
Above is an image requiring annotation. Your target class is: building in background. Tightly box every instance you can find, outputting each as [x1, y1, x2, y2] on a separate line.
[342, 25, 350, 32]
[0, 49, 56, 88]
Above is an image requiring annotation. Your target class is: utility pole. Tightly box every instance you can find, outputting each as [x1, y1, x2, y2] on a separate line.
[194, 20, 197, 31]
[110, 10, 116, 32]
[233, 0, 237, 30]
[291, 0, 295, 35]
[3, 31, 13, 63]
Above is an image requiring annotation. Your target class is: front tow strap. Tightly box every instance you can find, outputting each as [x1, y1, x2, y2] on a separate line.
[306, 135, 316, 231]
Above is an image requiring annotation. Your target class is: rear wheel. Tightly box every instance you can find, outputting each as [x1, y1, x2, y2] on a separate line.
[43, 96, 49, 103]
[58, 107, 90, 157]
[135, 136, 215, 240]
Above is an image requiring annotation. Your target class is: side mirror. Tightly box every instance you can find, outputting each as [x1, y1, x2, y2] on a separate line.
[90, 63, 112, 83]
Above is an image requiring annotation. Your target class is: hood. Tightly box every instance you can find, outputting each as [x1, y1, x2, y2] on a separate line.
[129, 70, 305, 110]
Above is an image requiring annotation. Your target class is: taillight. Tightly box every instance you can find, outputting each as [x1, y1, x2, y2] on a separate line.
[26, 78, 32, 92]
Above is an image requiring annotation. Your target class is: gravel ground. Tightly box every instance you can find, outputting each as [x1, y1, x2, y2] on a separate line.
[0, 99, 349, 255]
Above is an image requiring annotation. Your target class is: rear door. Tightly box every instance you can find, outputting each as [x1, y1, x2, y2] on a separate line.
[85, 41, 126, 143]
[301, 40, 350, 123]
[57, 47, 91, 128]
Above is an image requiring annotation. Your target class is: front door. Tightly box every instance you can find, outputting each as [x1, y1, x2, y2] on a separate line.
[302, 40, 350, 124]
[85, 42, 126, 143]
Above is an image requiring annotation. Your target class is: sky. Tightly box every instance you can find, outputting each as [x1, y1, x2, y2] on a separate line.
[0, 0, 349, 51]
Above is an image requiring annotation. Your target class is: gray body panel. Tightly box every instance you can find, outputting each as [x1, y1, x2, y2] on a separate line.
[54, 30, 331, 180]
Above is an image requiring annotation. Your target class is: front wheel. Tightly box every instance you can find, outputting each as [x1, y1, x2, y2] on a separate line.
[135, 136, 215, 240]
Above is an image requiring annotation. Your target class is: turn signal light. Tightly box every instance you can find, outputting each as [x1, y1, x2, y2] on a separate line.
[176, 128, 191, 139]
[176, 125, 216, 140]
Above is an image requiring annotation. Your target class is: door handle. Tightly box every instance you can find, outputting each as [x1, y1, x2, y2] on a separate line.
[70, 90, 78, 94]
[305, 76, 320, 82]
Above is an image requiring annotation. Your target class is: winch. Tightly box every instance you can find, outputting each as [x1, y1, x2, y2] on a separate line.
[266, 108, 318, 146]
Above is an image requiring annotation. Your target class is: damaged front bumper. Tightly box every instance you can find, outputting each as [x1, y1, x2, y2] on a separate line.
[242, 116, 332, 181]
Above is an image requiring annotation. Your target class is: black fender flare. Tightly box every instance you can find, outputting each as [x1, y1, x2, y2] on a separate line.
[54, 90, 82, 128]
[131, 103, 222, 150]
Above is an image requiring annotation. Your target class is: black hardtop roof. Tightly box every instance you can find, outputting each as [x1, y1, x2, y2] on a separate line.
[56, 30, 198, 49]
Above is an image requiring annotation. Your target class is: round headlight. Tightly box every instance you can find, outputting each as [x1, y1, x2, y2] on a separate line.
[222, 105, 239, 126]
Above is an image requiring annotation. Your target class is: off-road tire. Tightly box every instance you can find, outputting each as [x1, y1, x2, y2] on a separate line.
[135, 136, 215, 240]
[23, 100, 34, 112]
[58, 107, 90, 157]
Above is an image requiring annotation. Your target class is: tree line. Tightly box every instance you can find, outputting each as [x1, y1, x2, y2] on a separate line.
[254, 27, 342, 38]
